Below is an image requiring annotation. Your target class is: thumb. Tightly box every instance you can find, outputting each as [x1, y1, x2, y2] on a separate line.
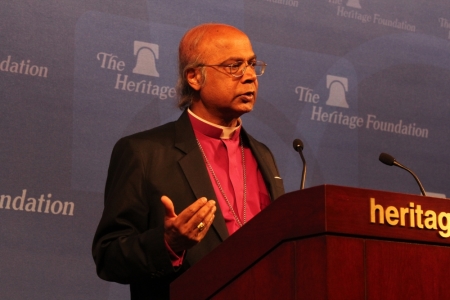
[161, 195, 177, 219]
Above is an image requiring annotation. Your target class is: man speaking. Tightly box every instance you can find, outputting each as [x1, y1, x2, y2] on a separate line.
[92, 23, 285, 299]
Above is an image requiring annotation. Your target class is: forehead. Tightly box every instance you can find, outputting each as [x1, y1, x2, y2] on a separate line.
[199, 27, 255, 62]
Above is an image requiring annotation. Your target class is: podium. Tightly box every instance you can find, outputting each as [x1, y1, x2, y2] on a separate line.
[171, 185, 450, 299]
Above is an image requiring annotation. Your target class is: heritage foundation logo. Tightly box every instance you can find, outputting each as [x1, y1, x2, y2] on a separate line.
[264, 0, 299, 8]
[96, 40, 176, 100]
[132, 41, 160, 77]
[0, 56, 49, 78]
[346, 0, 361, 9]
[438, 18, 450, 39]
[0, 189, 74, 216]
[329, 0, 416, 32]
[295, 75, 429, 138]
[325, 75, 349, 108]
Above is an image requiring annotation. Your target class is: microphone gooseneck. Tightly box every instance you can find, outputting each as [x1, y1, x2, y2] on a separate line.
[378, 152, 427, 196]
[293, 139, 306, 190]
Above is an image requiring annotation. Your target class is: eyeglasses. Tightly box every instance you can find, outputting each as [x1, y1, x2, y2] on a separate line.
[199, 60, 267, 77]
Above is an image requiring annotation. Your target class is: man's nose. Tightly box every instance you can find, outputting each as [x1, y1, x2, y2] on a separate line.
[241, 64, 257, 82]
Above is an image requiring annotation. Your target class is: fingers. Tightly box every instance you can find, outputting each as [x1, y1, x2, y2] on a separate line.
[195, 209, 216, 236]
[163, 196, 217, 253]
[178, 197, 215, 224]
[180, 197, 208, 219]
[173, 197, 216, 233]
[192, 201, 216, 233]
[160, 195, 177, 218]
[179, 199, 215, 246]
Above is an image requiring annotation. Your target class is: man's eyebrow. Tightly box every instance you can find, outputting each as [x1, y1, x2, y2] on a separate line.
[221, 55, 257, 64]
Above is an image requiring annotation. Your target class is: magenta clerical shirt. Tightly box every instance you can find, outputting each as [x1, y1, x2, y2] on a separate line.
[188, 109, 271, 235]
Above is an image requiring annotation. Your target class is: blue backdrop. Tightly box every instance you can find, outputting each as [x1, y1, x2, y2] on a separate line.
[1, 0, 449, 298]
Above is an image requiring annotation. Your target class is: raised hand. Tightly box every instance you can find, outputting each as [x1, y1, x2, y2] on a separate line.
[160, 195, 216, 253]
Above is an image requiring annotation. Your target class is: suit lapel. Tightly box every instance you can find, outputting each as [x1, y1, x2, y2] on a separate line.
[174, 111, 229, 242]
[242, 128, 284, 201]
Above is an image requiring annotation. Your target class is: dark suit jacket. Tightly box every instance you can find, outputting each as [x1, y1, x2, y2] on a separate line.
[92, 110, 285, 299]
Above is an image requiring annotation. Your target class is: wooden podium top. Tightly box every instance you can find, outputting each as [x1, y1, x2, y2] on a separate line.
[171, 185, 450, 299]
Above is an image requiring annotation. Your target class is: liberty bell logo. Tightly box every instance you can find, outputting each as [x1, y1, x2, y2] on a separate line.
[325, 75, 349, 108]
[132, 41, 160, 77]
[346, 0, 361, 9]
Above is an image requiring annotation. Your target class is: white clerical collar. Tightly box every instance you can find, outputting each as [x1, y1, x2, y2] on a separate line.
[187, 108, 241, 139]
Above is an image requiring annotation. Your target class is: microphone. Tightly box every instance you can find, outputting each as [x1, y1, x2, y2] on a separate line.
[293, 139, 307, 190]
[378, 152, 427, 196]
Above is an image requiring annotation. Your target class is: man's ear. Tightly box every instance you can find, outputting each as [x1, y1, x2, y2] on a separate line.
[186, 68, 203, 91]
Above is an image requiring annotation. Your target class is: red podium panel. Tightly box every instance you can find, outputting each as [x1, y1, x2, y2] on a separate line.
[171, 185, 450, 299]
